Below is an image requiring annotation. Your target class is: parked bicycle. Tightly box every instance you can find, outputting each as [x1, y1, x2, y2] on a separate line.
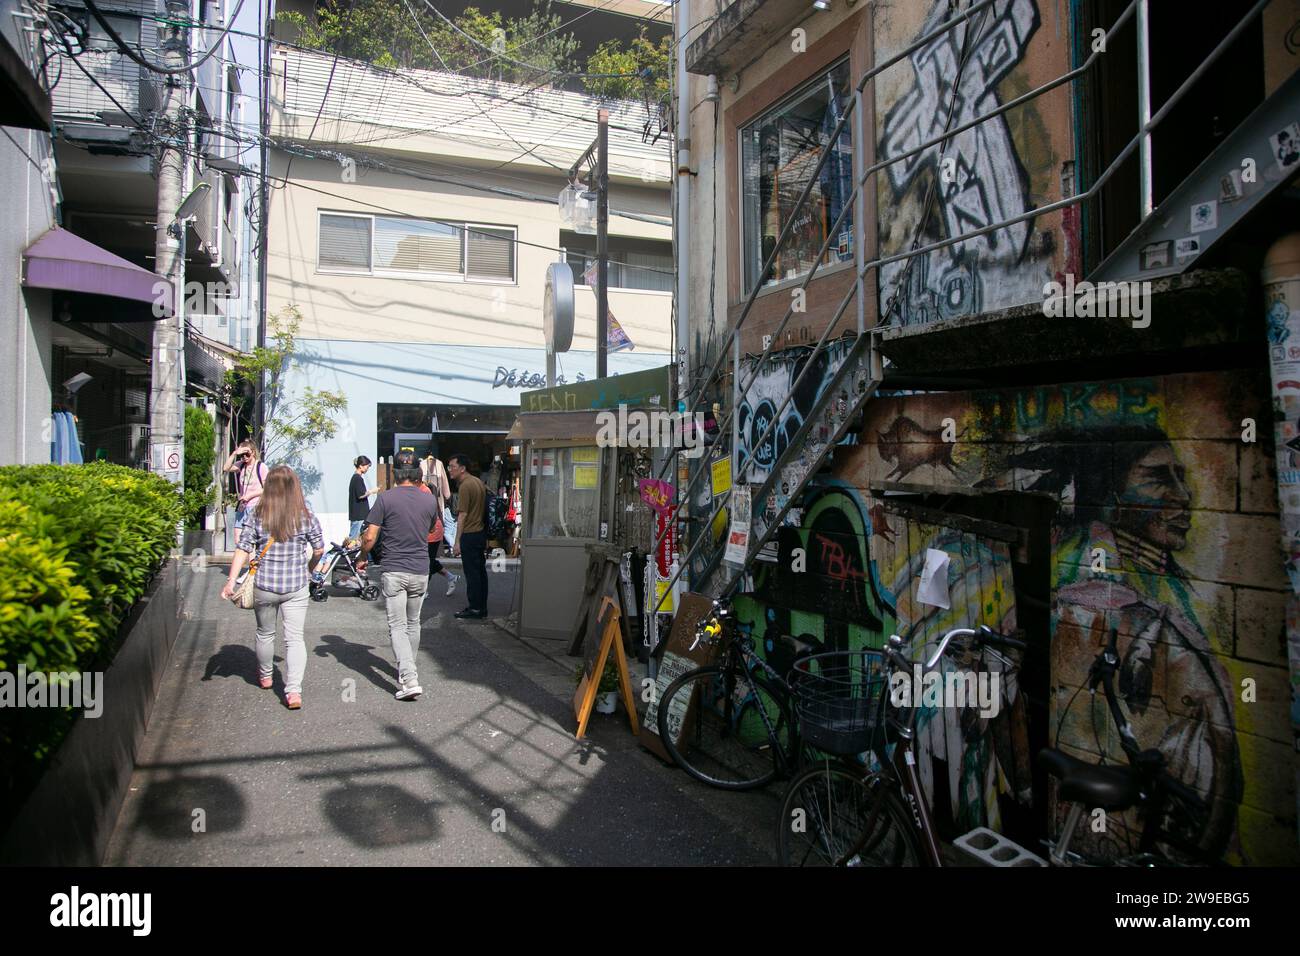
[655, 598, 828, 790]
[777, 624, 1218, 867]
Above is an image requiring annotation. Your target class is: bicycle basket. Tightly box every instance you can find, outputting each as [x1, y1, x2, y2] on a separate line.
[790, 650, 888, 757]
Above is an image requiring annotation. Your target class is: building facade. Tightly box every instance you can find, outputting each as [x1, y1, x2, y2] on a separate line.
[265, 44, 674, 543]
[1, 0, 260, 492]
[677, 0, 1300, 863]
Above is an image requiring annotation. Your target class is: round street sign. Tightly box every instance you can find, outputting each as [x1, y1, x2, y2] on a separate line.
[544, 261, 574, 354]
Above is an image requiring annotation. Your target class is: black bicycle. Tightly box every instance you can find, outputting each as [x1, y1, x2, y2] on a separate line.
[655, 598, 826, 790]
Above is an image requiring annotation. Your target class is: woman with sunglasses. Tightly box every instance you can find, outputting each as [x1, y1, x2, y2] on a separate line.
[224, 441, 267, 547]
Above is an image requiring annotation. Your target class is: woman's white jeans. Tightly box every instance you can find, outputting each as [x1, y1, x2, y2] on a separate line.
[253, 585, 310, 694]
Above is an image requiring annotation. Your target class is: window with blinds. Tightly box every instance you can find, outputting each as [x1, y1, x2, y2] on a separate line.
[466, 226, 515, 281]
[318, 214, 372, 271]
[319, 212, 515, 282]
[374, 217, 462, 274]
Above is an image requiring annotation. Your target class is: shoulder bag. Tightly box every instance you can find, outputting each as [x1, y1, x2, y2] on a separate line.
[232, 537, 274, 609]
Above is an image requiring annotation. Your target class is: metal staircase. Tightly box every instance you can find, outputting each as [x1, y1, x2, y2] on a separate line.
[1092, 66, 1300, 283]
[647, 0, 1290, 614]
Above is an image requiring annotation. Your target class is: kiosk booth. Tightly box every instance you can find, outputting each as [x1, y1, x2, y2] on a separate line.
[513, 366, 681, 648]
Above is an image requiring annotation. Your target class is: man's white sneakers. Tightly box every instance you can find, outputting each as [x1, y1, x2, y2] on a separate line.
[395, 680, 422, 701]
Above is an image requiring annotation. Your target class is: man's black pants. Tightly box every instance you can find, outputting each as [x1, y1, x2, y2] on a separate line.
[460, 530, 488, 613]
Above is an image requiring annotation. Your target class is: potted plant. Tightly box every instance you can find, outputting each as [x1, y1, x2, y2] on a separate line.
[575, 661, 621, 714]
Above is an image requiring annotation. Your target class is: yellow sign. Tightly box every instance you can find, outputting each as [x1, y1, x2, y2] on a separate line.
[571, 447, 600, 463]
[573, 464, 599, 489]
[711, 457, 732, 497]
[654, 579, 674, 613]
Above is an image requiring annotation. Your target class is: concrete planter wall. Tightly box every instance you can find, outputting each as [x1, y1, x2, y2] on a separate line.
[0, 558, 182, 866]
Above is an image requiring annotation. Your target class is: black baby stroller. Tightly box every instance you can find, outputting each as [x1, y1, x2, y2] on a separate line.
[310, 538, 379, 602]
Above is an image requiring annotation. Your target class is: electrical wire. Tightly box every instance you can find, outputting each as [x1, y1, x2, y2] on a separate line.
[81, 0, 248, 76]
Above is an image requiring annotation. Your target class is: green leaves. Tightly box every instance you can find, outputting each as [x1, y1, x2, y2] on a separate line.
[183, 404, 216, 529]
[0, 463, 182, 819]
[282, 0, 669, 99]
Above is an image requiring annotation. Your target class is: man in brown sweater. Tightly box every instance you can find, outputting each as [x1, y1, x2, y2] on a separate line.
[449, 453, 488, 619]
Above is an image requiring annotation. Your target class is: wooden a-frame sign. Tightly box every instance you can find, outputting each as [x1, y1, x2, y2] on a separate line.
[572, 596, 639, 739]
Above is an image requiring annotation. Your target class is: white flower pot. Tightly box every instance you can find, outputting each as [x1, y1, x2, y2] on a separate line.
[595, 690, 618, 714]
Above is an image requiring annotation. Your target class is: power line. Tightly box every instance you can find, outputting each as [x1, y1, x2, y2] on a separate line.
[82, 0, 248, 76]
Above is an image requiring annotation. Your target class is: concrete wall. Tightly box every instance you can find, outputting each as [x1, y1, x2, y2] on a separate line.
[265, 154, 672, 353]
[0, 125, 58, 465]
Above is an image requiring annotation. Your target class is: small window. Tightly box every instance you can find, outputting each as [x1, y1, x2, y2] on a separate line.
[466, 226, 515, 281]
[741, 58, 855, 292]
[319, 214, 371, 271]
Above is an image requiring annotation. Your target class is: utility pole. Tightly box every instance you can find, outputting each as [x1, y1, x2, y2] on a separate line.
[596, 108, 609, 379]
[256, 0, 271, 446]
[150, 0, 189, 494]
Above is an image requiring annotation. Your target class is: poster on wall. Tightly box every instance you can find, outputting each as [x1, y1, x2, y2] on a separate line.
[724, 486, 752, 565]
[573, 464, 598, 489]
[711, 456, 732, 497]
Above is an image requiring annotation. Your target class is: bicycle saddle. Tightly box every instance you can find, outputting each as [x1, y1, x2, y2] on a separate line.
[1037, 748, 1140, 811]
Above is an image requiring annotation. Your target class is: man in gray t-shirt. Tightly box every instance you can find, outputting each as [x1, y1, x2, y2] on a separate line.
[357, 453, 438, 700]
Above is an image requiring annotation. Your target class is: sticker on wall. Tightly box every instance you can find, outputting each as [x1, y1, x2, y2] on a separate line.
[1174, 236, 1201, 261]
[1139, 240, 1172, 270]
[573, 464, 598, 489]
[541, 451, 556, 476]
[711, 456, 732, 497]
[1219, 168, 1244, 203]
[916, 547, 951, 610]
[1270, 121, 1300, 172]
[1189, 200, 1218, 234]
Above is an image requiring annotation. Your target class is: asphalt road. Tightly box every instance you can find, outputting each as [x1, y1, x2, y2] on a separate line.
[104, 562, 779, 866]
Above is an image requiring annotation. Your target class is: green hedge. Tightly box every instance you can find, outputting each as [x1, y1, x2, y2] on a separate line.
[0, 463, 182, 823]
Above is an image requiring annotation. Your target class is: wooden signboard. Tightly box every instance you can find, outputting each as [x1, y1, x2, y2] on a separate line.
[638, 593, 720, 763]
[572, 597, 639, 739]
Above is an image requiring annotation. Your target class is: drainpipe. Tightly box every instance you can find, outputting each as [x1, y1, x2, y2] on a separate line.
[1260, 232, 1300, 760]
[674, 0, 691, 402]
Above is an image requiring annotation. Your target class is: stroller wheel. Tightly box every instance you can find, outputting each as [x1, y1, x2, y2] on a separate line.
[310, 587, 328, 602]
[360, 585, 380, 601]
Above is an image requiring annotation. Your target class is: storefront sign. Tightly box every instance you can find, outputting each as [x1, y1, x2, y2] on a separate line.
[494, 367, 587, 390]
[520, 365, 672, 413]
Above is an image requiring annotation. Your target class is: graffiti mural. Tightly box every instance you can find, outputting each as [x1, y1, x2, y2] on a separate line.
[736, 340, 856, 482]
[735, 478, 1032, 836]
[877, 0, 1050, 324]
[855, 370, 1298, 864]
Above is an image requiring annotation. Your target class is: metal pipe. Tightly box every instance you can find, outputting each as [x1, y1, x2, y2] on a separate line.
[596, 108, 609, 379]
[1136, 0, 1153, 216]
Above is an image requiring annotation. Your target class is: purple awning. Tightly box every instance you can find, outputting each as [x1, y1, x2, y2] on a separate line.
[22, 226, 172, 317]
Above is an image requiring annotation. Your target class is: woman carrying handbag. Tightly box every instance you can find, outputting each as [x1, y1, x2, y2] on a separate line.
[221, 465, 325, 710]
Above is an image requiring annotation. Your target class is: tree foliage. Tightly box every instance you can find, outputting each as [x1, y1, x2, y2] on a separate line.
[223, 306, 348, 471]
[278, 0, 668, 100]
[182, 403, 216, 529]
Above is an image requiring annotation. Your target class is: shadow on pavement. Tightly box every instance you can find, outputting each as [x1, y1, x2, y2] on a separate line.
[322, 782, 442, 848]
[313, 634, 398, 692]
[136, 775, 247, 839]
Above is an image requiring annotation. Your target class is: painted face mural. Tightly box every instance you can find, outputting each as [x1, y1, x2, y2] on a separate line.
[1112, 443, 1193, 556]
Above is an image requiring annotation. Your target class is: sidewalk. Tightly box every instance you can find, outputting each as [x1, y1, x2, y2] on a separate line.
[104, 565, 778, 865]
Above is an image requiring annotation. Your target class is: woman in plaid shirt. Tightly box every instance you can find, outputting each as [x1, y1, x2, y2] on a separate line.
[221, 465, 325, 710]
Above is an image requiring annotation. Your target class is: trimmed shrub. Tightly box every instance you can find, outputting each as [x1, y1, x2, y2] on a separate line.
[0, 463, 182, 824]
[183, 404, 216, 529]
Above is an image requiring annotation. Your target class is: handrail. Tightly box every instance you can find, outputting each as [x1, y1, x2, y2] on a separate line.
[650, 0, 1271, 612]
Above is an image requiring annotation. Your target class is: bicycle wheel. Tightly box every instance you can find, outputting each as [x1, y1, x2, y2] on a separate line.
[776, 762, 922, 866]
[657, 665, 793, 791]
